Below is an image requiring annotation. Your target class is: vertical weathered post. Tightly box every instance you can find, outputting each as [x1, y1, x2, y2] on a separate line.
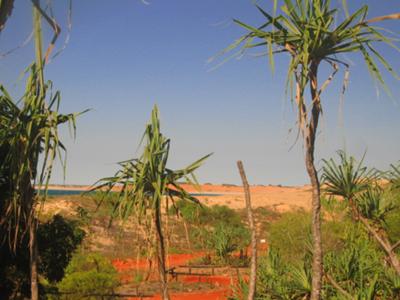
[237, 161, 257, 300]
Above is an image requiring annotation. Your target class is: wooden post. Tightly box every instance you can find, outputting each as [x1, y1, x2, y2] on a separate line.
[30, 216, 39, 300]
[237, 161, 257, 300]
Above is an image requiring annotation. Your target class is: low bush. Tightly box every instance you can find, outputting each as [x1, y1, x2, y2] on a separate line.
[58, 252, 119, 299]
[205, 221, 250, 263]
[324, 225, 398, 299]
[267, 205, 353, 265]
[171, 200, 250, 263]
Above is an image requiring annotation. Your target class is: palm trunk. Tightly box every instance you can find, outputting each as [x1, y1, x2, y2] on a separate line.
[307, 62, 323, 300]
[237, 161, 257, 300]
[359, 216, 400, 275]
[348, 197, 400, 275]
[306, 147, 323, 300]
[154, 209, 170, 300]
[29, 216, 38, 300]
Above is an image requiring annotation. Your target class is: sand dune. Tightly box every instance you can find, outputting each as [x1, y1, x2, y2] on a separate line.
[45, 183, 312, 212]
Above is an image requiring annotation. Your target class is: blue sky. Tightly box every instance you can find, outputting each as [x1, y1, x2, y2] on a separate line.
[1, 0, 400, 186]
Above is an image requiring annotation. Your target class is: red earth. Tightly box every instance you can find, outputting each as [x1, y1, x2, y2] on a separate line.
[112, 253, 236, 300]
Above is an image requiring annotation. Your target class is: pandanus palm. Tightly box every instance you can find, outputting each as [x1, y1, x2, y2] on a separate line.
[0, 4, 83, 299]
[93, 106, 211, 300]
[321, 152, 400, 276]
[321, 150, 378, 218]
[0, 68, 83, 298]
[221, 1, 400, 297]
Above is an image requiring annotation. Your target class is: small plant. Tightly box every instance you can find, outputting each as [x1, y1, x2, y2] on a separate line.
[76, 206, 91, 225]
[211, 223, 240, 262]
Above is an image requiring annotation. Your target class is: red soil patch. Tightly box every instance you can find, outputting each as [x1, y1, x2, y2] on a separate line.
[114, 253, 237, 299]
[113, 253, 204, 272]
[128, 289, 229, 300]
[113, 253, 206, 283]
[181, 275, 232, 286]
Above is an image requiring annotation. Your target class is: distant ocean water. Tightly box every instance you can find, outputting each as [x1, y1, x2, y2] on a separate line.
[38, 189, 221, 197]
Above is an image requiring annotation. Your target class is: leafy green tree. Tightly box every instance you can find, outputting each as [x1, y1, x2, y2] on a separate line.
[93, 105, 211, 300]
[221, 2, 400, 297]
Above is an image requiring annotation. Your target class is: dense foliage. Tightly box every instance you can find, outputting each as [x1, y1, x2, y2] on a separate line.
[0, 215, 84, 298]
[38, 215, 85, 283]
[57, 252, 119, 300]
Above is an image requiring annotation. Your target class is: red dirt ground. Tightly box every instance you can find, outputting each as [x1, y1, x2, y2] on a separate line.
[113, 253, 205, 272]
[113, 253, 235, 300]
[128, 288, 230, 300]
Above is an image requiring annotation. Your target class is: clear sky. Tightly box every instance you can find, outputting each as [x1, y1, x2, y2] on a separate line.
[1, 0, 400, 186]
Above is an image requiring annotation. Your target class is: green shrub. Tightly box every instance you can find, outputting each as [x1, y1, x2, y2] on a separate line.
[267, 211, 311, 264]
[323, 225, 398, 299]
[210, 207, 250, 261]
[268, 208, 352, 265]
[172, 201, 251, 263]
[249, 249, 311, 299]
[38, 215, 85, 283]
[168, 199, 206, 223]
[170, 200, 243, 227]
[206, 222, 249, 262]
[58, 252, 119, 299]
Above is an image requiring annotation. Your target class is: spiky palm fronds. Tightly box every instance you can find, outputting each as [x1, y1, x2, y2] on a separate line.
[320, 151, 396, 225]
[357, 186, 395, 225]
[321, 150, 379, 201]
[93, 105, 211, 222]
[222, 0, 399, 105]
[0, 66, 85, 249]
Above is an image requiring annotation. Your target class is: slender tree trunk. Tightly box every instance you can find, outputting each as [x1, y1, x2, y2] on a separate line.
[306, 140, 323, 300]
[154, 209, 170, 300]
[29, 216, 38, 300]
[307, 62, 323, 300]
[237, 161, 257, 300]
[325, 274, 352, 300]
[348, 197, 400, 275]
[359, 216, 400, 275]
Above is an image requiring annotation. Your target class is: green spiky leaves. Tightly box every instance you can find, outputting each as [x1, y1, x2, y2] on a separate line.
[92, 105, 212, 222]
